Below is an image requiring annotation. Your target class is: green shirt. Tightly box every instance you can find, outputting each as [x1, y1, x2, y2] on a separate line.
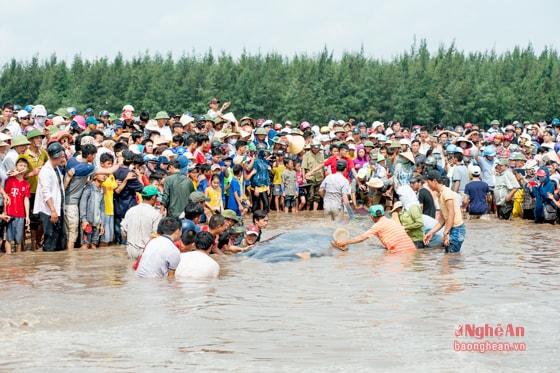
[161, 172, 194, 218]
[302, 151, 324, 183]
[398, 204, 425, 242]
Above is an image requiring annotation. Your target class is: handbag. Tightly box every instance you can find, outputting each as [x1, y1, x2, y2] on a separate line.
[544, 204, 557, 221]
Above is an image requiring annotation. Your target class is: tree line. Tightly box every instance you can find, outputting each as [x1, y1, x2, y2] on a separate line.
[1, 40, 559, 128]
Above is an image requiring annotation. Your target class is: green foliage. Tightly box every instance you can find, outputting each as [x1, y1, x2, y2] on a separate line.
[1, 41, 559, 127]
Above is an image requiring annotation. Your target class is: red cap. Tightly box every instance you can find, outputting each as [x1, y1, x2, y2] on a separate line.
[246, 225, 260, 236]
[536, 169, 546, 177]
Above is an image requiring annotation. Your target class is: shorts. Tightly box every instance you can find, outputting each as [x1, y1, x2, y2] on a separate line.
[81, 225, 101, 246]
[254, 185, 269, 194]
[100, 215, 114, 243]
[29, 193, 41, 230]
[284, 195, 296, 207]
[64, 204, 80, 244]
[272, 184, 283, 196]
[6, 217, 24, 243]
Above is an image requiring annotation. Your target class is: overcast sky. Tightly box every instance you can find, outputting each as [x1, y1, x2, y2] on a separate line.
[1, 0, 559, 64]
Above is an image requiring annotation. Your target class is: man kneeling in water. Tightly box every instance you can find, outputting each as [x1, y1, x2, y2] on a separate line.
[333, 205, 416, 253]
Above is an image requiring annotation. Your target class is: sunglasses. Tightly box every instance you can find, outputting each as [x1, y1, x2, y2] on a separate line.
[20, 117, 30, 120]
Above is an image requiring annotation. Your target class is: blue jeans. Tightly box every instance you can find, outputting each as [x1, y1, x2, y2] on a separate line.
[445, 224, 466, 253]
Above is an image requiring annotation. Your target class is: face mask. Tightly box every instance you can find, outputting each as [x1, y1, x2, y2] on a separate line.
[228, 138, 237, 145]
[35, 116, 46, 128]
[537, 176, 546, 183]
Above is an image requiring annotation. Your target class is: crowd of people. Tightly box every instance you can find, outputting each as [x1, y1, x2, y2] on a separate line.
[0, 98, 559, 276]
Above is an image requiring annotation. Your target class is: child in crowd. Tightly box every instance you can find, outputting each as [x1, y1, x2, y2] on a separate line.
[222, 156, 233, 203]
[197, 164, 211, 192]
[281, 158, 298, 214]
[99, 153, 117, 246]
[227, 164, 245, 216]
[79, 172, 106, 249]
[4, 158, 31, 253]
[205, 174, 223, 213]
[294, 161, 307, 212]
[271, 151, 286, 211]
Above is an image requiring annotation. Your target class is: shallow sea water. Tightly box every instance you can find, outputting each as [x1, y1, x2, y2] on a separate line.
[0, 212, 559, 372]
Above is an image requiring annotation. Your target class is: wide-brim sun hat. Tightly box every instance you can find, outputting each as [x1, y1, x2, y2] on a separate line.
[288, 136, 305, 154]
[366, 177, 383, 188]
[399, 151, 416, 164]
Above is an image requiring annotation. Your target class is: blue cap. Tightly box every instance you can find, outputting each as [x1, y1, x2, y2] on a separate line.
[114, 121, 123, 129]
[157, 156, 169, 165]
[178, 155, 190, 174]
[176, 146, 186, 155]
[369, 205, 384, 217]
[85, 117, 98, 125]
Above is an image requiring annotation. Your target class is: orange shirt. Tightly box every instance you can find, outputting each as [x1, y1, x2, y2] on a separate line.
[361, 216, 416, 253]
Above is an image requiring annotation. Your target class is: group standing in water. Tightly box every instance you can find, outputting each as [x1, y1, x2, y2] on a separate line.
[0, 99, 559, 277]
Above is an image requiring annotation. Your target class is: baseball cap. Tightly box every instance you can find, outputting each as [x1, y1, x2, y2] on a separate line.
[190, 191, 210, 203]
[17, 110, 30, 119]
[246, 225, 260, 236]
[471, 165, 481, 176]
[536, 169, 547, 177]
[425, 169, 443, 182]
[141, 185, 159, 198]
[369, 205, 385, 217]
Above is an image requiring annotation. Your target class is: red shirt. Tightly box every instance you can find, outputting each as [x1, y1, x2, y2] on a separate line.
[323, 156, 354, 182]
[194, 149, 206, 165]
[5, 177, 31, 218]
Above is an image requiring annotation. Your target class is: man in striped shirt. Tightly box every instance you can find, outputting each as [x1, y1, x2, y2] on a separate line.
[333, 205, 416, 253]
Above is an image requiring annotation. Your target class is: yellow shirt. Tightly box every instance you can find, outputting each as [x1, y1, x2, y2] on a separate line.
[272, 164, 286, 185]
[438, 186, 464, 227]
[206, 186, 222, 211]
[21, 149, 49, 193]
[101, 174, 118, 215]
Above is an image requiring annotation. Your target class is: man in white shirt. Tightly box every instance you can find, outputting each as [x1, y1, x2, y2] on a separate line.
[34, 142, 66, 251]
[121, 186, 162, 259]
[175, 231, 219, 279]
[154, 111, 172, 141]
[136, 217, 182, 278]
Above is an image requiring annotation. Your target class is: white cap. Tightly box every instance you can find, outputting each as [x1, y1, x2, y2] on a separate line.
[17, 110, 30, 119]
[122, 104, 135, 112]
[471, 165, 481, 176]
[348, 143, 356, 150]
